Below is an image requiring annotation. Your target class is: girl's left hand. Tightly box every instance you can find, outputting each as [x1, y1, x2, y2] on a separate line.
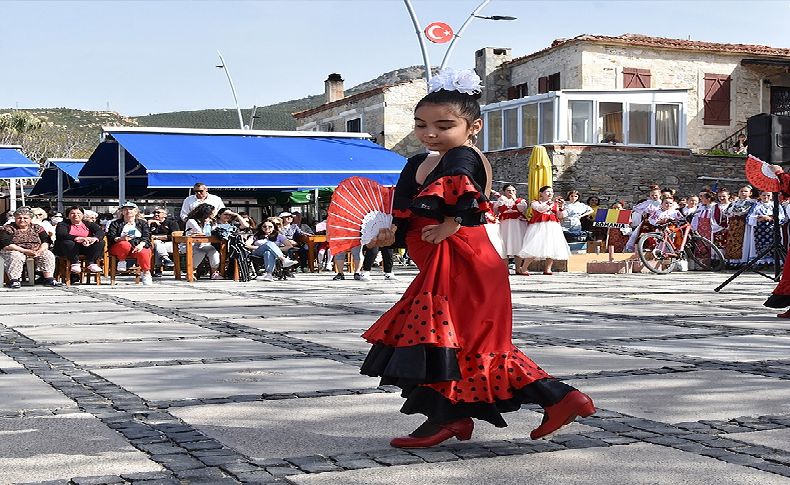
[421, 220, 460, 244]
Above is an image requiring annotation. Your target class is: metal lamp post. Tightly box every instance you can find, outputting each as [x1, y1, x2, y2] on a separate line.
[216, 50, 245, 130]
[403, 0, 516, 89]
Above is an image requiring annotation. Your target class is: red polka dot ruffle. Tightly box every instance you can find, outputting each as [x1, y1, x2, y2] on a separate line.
[362, 291, 459, 348]
[417, 175, 491, 212]
[426, 347, 550, 404]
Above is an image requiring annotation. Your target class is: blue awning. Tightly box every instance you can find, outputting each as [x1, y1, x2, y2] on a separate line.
[0, 146, 39, 178]
[29, 159, 86, 196]
[80, 129, 406, 189]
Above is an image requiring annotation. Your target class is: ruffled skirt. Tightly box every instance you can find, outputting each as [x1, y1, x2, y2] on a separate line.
[499, 219, 527, 257]
[518, 221, 571, 260]
[361, 217, 572, 427]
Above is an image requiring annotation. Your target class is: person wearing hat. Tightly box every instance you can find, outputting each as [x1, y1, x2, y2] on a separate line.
[106, 202, 154, 285]
[180, 182, 225, 222]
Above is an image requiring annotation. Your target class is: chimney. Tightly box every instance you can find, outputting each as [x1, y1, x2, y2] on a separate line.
[325, 73, 344, 103]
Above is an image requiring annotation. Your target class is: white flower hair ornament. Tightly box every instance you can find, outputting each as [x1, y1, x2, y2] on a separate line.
[428, 68, 483, 95]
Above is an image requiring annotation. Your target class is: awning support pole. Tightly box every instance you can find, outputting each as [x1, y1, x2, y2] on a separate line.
[118, 145, 126, 205]
[57, 170, 64, 212]
[9, 179, 16, 211]
[314, 188, 319, 221]
[19, 179, 25, 206]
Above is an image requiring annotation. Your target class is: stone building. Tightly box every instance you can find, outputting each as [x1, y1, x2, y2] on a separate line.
[293, 74, 428, 157]
[478, 33, 790, 152]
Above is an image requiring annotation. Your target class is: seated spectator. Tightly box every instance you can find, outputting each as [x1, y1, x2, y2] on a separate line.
[83, 210, 99, 223]
[216, 208, 251, 233]
[106, 202, 154, 285]
[184, 203, 222, 280]
[237, 212, 256, 237]
[731, 133, 748, 155]
[0, 207, 61, 288]
[281, 211, 311, 271]
[54, 205, 105, 281]
[245, 220, 297, 281]
[30, 207, 56, 241]
[148, 206, 178, 277]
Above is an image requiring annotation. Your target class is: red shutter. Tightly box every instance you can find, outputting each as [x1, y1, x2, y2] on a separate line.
[507, 86, 518, 100]
[704, 74, 731, 126]
[623, 68, 651, 88]
[538, 76, 548, 94]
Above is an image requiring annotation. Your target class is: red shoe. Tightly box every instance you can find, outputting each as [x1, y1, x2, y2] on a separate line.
[390, 418, 474, 448]
[530, 390, 595, 440]
[778, 310, 790, 319]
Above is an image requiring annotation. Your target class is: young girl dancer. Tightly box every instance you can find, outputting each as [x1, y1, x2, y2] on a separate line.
[361, 69, 594, 448]
[518, 186, 571, 275]
[492, 183, 528, 271]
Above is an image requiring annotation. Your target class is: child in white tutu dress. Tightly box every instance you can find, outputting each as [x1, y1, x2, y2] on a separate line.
[518, 186, 571, 275]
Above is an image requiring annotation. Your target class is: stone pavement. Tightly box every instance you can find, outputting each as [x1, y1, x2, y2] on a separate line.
[1, 268, 790, 484]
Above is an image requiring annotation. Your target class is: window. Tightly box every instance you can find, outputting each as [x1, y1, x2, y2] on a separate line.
[503, 108, 519, 148]
[487, 111, 503, 150]
[623, 68, 651, 88]
[656, 104, 679, 146]
[599, 102, 623, 143]
[539, 102, 554, 144]
[507, 83, 528, 100]
[703, 74, 731, 126]
[569, 101, 593, 143]
[628, 104, 652, 144]
[522, 103, 538, 146]
[346, 118, 361, 132]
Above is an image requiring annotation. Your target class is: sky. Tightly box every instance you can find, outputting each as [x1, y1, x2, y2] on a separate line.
[2, 0, 789, 117]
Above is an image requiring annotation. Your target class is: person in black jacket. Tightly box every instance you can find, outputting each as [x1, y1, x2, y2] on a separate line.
[54, 206, 106, 277]
[106, 202, 153, 285]
[148, 206, 178, 276]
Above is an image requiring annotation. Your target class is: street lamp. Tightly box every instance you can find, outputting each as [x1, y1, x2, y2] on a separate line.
[440, 3, 517, 70]
[216, 50, 245, 130]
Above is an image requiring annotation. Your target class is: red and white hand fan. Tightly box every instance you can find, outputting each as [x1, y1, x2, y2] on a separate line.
[745, 155, 780, 192]
[327, 176, 394, 255]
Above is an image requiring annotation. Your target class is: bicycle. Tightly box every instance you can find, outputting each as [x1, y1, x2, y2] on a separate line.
[637, 219, 725, 274]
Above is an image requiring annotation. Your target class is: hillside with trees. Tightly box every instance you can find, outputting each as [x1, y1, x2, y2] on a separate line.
[0, 66, 427, 164]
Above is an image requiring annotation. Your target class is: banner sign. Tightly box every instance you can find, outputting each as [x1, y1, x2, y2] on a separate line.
[593, 208, 632, 228]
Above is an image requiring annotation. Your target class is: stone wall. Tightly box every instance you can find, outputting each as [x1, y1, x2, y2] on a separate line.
[508, 43, 584, 96]
[485, 145, 747, 205]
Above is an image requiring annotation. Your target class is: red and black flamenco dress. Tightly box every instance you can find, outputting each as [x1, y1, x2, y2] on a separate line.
[764, 172, 790, 309]
[361, 146, 577, 427]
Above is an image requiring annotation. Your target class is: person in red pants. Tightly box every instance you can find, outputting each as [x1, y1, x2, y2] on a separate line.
[106, 202, 153, 285]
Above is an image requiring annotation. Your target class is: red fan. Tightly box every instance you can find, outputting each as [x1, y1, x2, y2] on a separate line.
[327, 176, 394, 255]
[745, 155, 780, 192]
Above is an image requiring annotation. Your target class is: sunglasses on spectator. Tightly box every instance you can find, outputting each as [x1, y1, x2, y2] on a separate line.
[194, 189, 207, 193]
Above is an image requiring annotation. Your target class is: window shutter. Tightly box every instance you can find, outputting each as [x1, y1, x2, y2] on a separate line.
[623, 68, 651, 88]
[507, 86, 518, 100]
[538, 76, 548, 94]
[704, 74, 731, 126]
[548, 72, 561, 91]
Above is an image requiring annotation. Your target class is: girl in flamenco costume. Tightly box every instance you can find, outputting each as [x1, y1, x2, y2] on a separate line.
[361, 68, 594, 448]
[765, 166, 790, 317]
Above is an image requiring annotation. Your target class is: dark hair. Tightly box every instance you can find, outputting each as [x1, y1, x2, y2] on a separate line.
[187, 203, 214, 223]
[586, 196, 600, 205]
[255, 220, 280, 242]
[699, 191, 714, 202]
[216, 207, 230, 217]
[501, 183, 516, 192]
[717, 187, 729, 194]
[539, 185, 552, 193]
[67, 205, 85, 216]
[648, 184, 661, 192]
[415, 89, 481, 126]
[567, 190, 580, 199]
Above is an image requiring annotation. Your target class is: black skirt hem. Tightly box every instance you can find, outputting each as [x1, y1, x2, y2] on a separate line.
[765, 294, 790, 308]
